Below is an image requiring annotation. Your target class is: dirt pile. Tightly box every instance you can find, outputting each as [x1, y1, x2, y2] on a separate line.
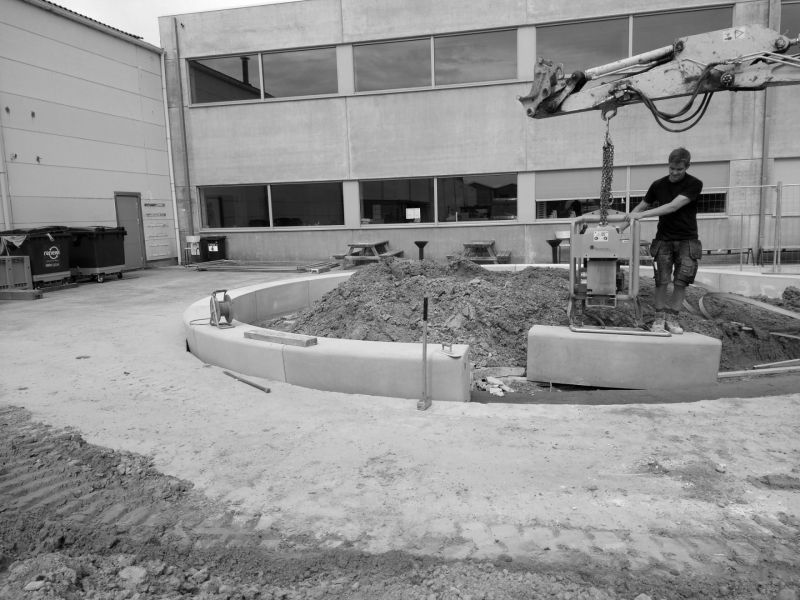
[258, 260, 800, 371]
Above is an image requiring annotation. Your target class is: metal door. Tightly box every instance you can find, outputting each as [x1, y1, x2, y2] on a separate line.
[114, 194, 145, 270]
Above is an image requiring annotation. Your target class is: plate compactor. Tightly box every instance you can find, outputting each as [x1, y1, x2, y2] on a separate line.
[528, 214, 722, 390]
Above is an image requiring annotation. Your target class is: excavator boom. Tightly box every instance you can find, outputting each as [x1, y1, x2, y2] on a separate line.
[519, 24, 800, 127]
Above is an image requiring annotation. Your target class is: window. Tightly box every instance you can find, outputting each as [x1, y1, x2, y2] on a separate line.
[535, 168, 626, 220]
[354, 39, 431, 92]
[629, 162, 730, 214]
[434, 30, 517, 86]
[270, 182, 344, 227]
[202, 185, 268, 228]
[261, 48, 338, 98]
[783, 1, 800, 37]
[437, 174, 517, 222]
[536, 18, 628, 77]
[189, 55, 262, 104]
[360, 179, 434, 224]
[632, 7, 732, 55]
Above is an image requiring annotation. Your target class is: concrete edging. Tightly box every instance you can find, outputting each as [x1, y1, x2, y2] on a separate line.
[183, 272, 471, 402]
[183, 265, 799, 400]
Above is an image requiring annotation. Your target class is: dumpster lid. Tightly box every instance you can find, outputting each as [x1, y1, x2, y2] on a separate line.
[68, 226, 127, 234]
[201, 235, 227, 241]
[27, 225, 70, 233]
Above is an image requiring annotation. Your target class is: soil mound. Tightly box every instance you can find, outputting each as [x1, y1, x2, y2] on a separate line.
[258, 260, 800, 371]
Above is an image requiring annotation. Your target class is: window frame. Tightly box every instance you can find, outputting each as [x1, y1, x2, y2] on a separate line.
[187, 53, 265, 106]
[198, 181, 347, 231]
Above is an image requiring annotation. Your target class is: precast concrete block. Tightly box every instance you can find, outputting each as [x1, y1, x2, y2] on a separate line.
[254, 280, 310, 320]
[193, 325, 287, 383]
[283, 339, 470, 402]
[229, 291, 257, 325]
[527, 325, 721, 389]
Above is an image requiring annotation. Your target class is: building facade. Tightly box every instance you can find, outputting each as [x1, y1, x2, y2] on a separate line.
[0, 0, 178, 269]
[159, 0, 800, 264]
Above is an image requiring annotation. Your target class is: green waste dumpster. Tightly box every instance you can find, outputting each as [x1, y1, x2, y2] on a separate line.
[0, 227, 72, 288]
[68, 227, 127, 282]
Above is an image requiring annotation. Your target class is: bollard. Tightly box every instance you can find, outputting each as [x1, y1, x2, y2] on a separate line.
[414, 241, 428, 260]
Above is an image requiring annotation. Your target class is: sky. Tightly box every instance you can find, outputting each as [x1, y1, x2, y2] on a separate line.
[51, 0, 296, 47]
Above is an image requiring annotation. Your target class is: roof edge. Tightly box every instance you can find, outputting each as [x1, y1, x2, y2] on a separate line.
[20, 0, 164, 54]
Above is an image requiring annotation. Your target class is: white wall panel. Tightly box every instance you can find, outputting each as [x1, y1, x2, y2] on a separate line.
[341, 0, 525, 42]
[8, 163, 149, 199]
[186, 100, 350, 185]
[2, 0, 139, 67]
[771, 87, 800, 159]
[0, 94, 145, 148]
[145, 149, 170, 177]
[10, 196, 118, 226]
[348, 84, 528, 179]
[167, 0, 342, 57]
[3, 129, 148, 173]
[147, 174, 174, 201]
[136, 45, 162, 76]
[0, 21, 141, 94]
[526, 0, 740, 25]
[775, 158, 800, 185]
[0, 58, 143, 120]
[140, 96, 166, 126]
[142, 123, 168, 152]
[138, 69, 165, 102]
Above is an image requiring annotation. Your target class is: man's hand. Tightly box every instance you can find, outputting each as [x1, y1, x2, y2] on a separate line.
[624, 212, 645, 223]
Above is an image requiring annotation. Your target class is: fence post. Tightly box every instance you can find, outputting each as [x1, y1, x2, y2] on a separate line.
[775, 181, 782, 274]
[739, 214, 744, 271]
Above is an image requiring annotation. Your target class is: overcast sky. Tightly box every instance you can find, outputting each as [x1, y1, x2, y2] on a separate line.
[52, 0, 296, 47]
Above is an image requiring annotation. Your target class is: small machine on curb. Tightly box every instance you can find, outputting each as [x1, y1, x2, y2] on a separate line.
[567, 215, 669, 337]
[210, 289, 235, 329]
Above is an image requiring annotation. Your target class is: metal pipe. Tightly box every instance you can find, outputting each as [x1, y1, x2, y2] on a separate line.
[0, 122, 11, 230]
[584, 45, 673, 80]
[739, 215, 744, 271]
[160, 51, 182, 265]
[630, 219, 640, 298]
[173, 18, 195, 237]
[417, 296, 431, 411]
[776, 181, 783, 273]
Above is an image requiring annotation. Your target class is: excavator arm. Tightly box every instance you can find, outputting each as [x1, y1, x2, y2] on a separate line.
[519, 24, 800, 130]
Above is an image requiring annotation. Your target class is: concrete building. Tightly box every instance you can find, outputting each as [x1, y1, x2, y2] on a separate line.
[0, 0, 179, 270]
[159, 0, 800, 265]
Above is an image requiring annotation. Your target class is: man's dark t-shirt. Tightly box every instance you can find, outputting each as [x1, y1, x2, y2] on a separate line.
[644, 173, 703, 241]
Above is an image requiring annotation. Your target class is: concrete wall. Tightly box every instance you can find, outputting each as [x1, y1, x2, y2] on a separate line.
[159, 0, 799, 262]
[0, 0, 176, 264]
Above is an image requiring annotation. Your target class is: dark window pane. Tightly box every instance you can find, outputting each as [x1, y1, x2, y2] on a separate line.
[633, 7, 733, 55]
[354, 39, 431, 92]
[434, 30, 517, 85]
[537, 198, 625, 220]
[630, 193, 725, 213]
[536, 18, 628, 76]
[202, 186, 268, 227]
[270, 182, 344, 227]
[437, 174, 517, 223]
[782, 1, 800, 37]
[360, 179, 434, 224]
[189, 55, 261, 104]
[261, 48, 338, 98]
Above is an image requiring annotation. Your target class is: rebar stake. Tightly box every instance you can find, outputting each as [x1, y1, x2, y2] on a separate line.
[417, 296, 431, 411]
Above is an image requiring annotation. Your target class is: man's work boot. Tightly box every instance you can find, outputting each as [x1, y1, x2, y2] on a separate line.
[651, 311, 666, 333]
[666, 311, 684, 334]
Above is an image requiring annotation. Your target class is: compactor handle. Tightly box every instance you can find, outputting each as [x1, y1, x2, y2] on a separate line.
[574, 214, 627, 224]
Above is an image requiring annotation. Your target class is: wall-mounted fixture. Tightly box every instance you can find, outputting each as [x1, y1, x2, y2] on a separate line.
[31, 111, 35, 118]
[10, 154, 17, 160]
[36, 156, 41, 163]
[4, 107, 8, 114]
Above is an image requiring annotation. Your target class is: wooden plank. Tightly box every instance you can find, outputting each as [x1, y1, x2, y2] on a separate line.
[245, 329, 317, 347]
[719, 365, 800, 378]
[348, 240, 389, 248]
[463, 240, 495, 248]
[0, 289, 43, 300]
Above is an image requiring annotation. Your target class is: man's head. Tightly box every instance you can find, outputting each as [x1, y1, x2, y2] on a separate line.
[668, 147, 691, 183]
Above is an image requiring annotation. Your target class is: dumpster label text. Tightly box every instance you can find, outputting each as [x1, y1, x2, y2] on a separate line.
[44, 246, 61, 268]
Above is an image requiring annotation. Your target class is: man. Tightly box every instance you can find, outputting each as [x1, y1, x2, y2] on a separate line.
[620, 148, 703, 334]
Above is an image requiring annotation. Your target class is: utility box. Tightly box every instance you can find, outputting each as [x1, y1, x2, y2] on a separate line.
[0, 256, 33, 290]
[200, 236, 227, 262]
[0, 227, 72, 287]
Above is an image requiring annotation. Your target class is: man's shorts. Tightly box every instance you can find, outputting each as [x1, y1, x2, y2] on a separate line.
[650, 239, 702, 287]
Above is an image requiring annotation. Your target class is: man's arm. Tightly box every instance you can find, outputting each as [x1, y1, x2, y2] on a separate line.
[626, 195, 691, 221]
[618, 199, 652, 233]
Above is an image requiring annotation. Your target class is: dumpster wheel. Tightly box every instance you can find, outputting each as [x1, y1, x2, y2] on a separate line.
[96, 273, 105, 283]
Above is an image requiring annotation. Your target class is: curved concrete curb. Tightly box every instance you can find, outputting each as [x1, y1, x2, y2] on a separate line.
[183, 272, 471, 402]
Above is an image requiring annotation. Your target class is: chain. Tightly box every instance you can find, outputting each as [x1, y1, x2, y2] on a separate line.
[600, 117, 614, 227]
